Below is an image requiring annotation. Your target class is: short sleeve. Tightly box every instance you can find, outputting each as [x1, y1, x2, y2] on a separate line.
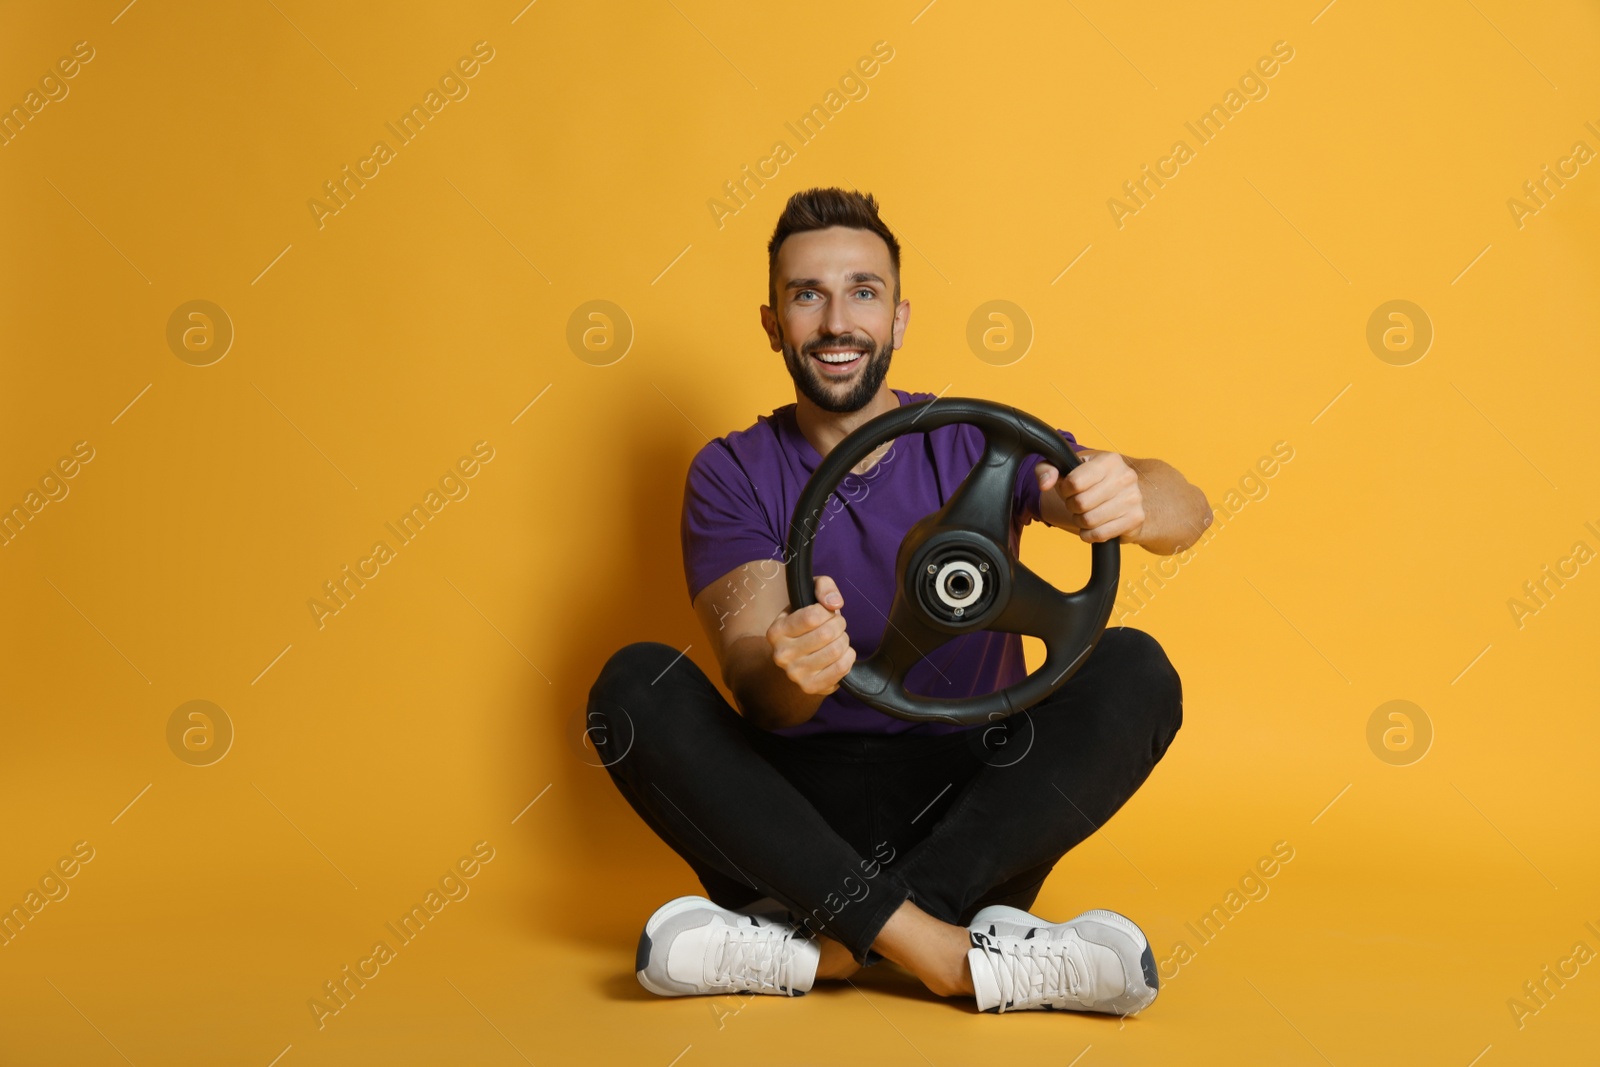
[1015, 428, 1085, 526]
[681, 441, 783, 603]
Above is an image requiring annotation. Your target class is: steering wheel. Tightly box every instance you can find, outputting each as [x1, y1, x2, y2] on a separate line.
[784, 397, 1119, 726]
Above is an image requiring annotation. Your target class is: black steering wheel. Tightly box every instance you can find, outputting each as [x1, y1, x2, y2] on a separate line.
[784, 397, 1119, 726]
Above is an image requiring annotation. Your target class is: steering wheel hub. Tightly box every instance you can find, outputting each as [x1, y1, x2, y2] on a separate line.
[912, 534, 1006, 626]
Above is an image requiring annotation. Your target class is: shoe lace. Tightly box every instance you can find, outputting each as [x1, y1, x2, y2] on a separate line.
[989, 935, 1086, 1009]
[705, 922, 797, 994]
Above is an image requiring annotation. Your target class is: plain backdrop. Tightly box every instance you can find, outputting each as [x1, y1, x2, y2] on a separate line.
[1, 1, 1597, 1063]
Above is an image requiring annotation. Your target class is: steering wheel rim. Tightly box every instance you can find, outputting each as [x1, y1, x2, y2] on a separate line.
[784, 397, 1120, 726]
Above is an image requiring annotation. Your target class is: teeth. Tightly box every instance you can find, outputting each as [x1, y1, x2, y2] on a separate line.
[815, 350, 864, 364]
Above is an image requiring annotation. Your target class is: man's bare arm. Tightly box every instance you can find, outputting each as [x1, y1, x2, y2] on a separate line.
[691, 561, 855, 731]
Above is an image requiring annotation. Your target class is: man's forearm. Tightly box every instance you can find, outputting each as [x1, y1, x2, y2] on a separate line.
[1127, 458, 1212, 555]
[725, 636, 826, 731]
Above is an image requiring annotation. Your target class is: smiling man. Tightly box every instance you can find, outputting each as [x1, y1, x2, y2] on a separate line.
[586, 187, 1210, 1015]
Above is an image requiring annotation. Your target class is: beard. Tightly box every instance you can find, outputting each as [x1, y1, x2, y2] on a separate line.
[780, 328, 895, 414]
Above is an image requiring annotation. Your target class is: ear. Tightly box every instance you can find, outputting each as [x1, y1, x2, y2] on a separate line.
[760, 305, 784, 352]
[891, 297, 910, 349]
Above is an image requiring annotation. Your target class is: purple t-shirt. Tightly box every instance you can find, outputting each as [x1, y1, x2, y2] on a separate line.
[681, 387, 1083, 738]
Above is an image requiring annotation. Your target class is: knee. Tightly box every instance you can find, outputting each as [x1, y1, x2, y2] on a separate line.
[587, 641, 718, 757]
[1098, 627, 1183, 755]
[591, 641, 688, 704]
[585, 642, 686, 770]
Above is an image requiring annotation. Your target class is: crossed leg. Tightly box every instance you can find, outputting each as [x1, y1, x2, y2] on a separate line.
[588, 627, 1182, 998]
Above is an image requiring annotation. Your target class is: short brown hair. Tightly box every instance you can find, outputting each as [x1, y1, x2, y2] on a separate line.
[767, 187, 901, 312]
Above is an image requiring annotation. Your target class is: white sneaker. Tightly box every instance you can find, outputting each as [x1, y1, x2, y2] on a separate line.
[635, 895, 820, 997]
[967, 904, 1159, 1015]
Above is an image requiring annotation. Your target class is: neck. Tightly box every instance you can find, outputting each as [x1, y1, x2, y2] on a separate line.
[794, 385, 900, 472]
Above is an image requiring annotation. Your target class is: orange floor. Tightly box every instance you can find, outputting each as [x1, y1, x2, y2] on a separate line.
[5, 750, 1597, 1065]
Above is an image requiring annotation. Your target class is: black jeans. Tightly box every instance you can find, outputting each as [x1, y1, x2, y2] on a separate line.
[587, 627, 1182, 965]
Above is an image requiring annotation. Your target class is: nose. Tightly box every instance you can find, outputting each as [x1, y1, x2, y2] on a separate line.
[824, 291, 854, 342]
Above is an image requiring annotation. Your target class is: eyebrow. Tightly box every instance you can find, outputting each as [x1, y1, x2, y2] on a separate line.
[785, 272, 887, 292]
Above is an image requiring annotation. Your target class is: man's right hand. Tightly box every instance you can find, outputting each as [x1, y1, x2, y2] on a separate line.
[766, 575, 856, 697]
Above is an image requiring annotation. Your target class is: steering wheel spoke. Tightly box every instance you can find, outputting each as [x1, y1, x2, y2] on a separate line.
[991, 558, 1072, 640]
[934, 431, 1026, 548]
[853, 588, 954, 697]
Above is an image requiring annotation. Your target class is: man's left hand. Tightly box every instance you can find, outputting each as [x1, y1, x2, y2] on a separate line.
[1036, 451, 1145, 543]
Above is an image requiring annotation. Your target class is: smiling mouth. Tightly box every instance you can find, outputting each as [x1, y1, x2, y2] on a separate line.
[810, 347, 867, 371]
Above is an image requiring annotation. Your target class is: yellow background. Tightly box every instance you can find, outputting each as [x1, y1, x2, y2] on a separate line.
[3, 0, 1598, 1063]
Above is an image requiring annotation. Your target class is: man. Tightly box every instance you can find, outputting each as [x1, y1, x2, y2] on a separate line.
[587, 187, 1210, 1015]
